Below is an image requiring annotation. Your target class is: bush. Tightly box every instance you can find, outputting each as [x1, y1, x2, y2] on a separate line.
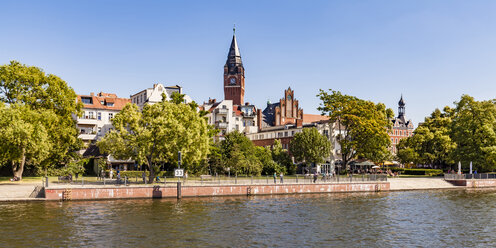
[389, 167, 442, 176]
[105, 170, 170, 178]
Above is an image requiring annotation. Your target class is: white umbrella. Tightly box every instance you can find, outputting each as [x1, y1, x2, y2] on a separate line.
[470, 161, 473, 174]
[372, 165, 380, 169]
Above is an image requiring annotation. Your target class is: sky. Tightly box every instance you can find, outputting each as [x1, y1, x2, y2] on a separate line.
[2, 0, 496, 126]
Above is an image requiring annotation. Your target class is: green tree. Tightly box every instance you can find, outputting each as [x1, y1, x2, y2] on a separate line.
[0, 61, 82, 178]
[289, 127, 331, 166]
[98, 100, 210, 182]
[256, 146, 283, 175]
[272, 139, 295, 174]
[220, 131, 262, 175]
[397, 108, 455, 168]
[0, 104, 52, 179]
[317, 89, 393, 168]
[451, 95, 496, 172]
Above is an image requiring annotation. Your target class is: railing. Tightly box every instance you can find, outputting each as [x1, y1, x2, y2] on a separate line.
[216, 122, 228, 129]
[216, 108, 229, 114]
[444, 173, 496, 180]
[45, 174, 387, 187]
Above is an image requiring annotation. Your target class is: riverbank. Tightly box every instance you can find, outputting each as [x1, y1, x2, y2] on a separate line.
[2, 177, 496, 202]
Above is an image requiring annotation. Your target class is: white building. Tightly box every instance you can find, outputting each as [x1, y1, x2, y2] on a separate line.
[200, 99, 258, 140]
[75, 92, 130, 145]
[130, 83, 192, 109]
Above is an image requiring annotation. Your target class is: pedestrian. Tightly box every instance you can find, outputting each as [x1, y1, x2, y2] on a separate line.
[313, 172, 318, 183]
[273, 172, 277, 184]
[280, 172, 284, 184]
[142, 171, 146, 183]
[117, 172, 121, 184]
[109, 168, 113, 179]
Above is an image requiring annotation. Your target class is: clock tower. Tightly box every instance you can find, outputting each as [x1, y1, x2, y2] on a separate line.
[224, 28, 245, 105]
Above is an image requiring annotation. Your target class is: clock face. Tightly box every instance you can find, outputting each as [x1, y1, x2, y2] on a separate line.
[230, 78, 236, 85]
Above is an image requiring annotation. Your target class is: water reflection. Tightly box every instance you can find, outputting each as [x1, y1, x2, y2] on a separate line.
[1, 190, 496, 247]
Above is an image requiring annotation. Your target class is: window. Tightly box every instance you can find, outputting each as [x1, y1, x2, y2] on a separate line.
[109, 113, 114, 120]
[395, 138, 398, 144]
[97, 127, 102, 134]
[97, 112, 102, 120]
[81, 97, 92, 104]
[107, 102, 114, 107]
[292, 131, 295, 136]
[88, 112, 94, 119]
[285, 131, 288, 137]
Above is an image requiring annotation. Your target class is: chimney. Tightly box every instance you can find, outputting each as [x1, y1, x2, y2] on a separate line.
[296, 119, 303, 128]
[257, 109, 263, 131]
[90, 92, 94, 97]
[245, 102, 250, 106]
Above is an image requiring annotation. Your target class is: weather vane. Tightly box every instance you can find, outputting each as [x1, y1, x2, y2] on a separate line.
[233, 24, 236, 34]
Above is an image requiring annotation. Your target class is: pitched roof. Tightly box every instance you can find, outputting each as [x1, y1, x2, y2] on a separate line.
[303, 114, 329, 124]
[78, 92, 130, 111]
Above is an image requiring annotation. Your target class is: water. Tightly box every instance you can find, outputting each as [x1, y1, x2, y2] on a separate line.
[1, 190, 496, 247]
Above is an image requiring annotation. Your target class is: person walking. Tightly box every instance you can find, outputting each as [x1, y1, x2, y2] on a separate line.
[273, 172, 277, 184]
[313, 172, 318, 183]
[109, 168, 114, 179]
[280, 172, 284, 184]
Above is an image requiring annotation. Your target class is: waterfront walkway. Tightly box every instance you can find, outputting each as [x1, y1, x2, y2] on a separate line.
[0, 177, 483, 201]
[388, 178, 458, 190]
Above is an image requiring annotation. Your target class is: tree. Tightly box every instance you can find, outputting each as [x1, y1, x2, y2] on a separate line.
[272, 139, 295, 174]
[0, 104, 53, 179]
[98, 100, 210, 182]
[450, 95, 496, 172]
[317, 89, 393, 168]
[0, 61, 82, 178]
[219, 131, 262, 175]
[396, 108, 455, 168]
[289, 127, 331, 166]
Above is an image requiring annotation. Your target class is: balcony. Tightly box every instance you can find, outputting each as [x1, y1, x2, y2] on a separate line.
[215, 122, 228, 129]
[79, 133, 97, 141]
[77, 117, 98, 125]
[216, 108, 229, 115]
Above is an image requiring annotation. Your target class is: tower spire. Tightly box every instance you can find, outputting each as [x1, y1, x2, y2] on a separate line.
[398, 94, 405, 120]
[226, 27, 243, 68]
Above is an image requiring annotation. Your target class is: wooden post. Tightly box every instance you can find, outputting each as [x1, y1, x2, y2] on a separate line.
[177, 181, 182, 199]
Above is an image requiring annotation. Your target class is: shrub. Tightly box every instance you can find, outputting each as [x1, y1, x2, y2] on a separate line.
[105, 170, 170, 178]
[403, 168, 443, 176]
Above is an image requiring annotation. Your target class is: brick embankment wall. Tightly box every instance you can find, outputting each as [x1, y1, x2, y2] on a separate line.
[446, 179, 496, 188]
[44, 182, 390, 201]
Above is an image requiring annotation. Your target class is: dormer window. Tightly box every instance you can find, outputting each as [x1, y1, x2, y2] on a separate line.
[81, 97, 92, 104]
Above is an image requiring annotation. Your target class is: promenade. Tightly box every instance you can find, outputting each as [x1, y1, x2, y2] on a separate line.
[0, 177, 489, 201]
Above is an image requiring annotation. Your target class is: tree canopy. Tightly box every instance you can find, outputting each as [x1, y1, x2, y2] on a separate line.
[397, 95, 496, 172]
[317, 89, 393, 167]
[289, 127, 331, 166]
[0, 61, 82, 178]
[98, 99, 210, 182]
[396, 108, 455, 167]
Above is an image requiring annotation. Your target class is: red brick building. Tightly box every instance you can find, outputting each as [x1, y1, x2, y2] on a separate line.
[389, 95, 414, 154]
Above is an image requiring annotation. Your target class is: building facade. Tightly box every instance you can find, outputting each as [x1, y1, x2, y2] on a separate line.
[76, 92, 130, 145]
[200, 29, 258, 140]
[389, 96, 415, 154]
[201, 99, 258, 140]
[130, 83, 192, 109]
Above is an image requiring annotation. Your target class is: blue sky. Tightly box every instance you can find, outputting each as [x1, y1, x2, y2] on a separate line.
[2, 0, 496, 125]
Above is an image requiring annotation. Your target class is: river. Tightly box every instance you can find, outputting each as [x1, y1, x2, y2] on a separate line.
[1, 190, 495, 247]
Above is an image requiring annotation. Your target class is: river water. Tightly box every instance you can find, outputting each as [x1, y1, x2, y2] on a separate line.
[1, 190, 495, 247]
